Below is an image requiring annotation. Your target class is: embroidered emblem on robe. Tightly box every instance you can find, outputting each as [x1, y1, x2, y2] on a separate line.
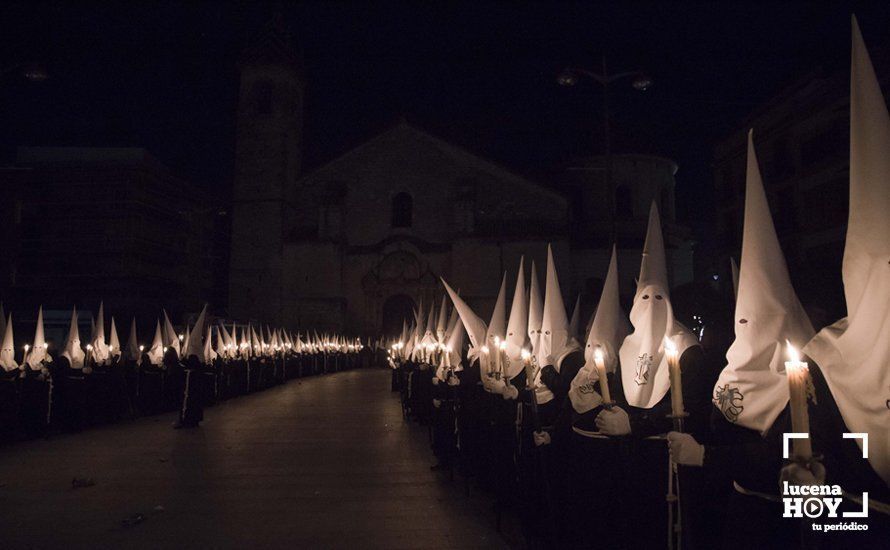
[634, 353, 652, 386]
[714, 383, 744, 423]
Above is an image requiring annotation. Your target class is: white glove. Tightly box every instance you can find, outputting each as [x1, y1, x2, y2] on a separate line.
[667, 432, 704, 466]
[432, 377, 440, 385]
[447, 375, 460, 386]
[433, 398, 442, 409]
[533, 430, 551, 447]
[595, 406, 631, 436]
[780, 461, 826, 488]
[487, 380, 506, 395]
[502, 384, 519, 400]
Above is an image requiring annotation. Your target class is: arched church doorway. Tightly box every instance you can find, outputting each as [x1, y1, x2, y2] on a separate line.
[382, 294, 416, 338]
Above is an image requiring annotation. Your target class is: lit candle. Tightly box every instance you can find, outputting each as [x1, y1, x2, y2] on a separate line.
[664, 337, 684, 417]
[493, 337, 502, 378]
[481, 345, 490, 375]
[498, 340, 507, 380]
[785, 342, 812, 462]
[594, 346, 611, 405]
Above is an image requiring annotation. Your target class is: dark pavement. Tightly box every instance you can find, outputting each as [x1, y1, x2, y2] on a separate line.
[0, 369, 514, 549]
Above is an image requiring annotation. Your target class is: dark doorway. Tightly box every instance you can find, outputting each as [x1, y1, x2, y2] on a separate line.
[382, 294, 416, 338]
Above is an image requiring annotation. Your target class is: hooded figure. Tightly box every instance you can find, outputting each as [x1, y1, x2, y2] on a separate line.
[0, 314, 16, 371]
[570, 246, 630, 414]
[125, 318, 141, 364]
[90, 302, 110, 366]
[62, 308, 85, 369]
[618, 203, 698, 409]
[203, 326, 217, 363]
[527, 261, 544, 366]
[185, 305, 208, 362]
[803, 18, 890, 486]
[435, 294, 449, 344]
[483, 272, 508, 380]
[108, 316, 122, 361]
[536, 245, 583, 407]
[568, 294, 582, 344]
[26, 307, 52, 370]
[147, 320, 165, 366]
[162, 310, 180, 357]
[712, 132, 814, 434]
[442, 279, 488, 365]
[504, 257, 529, 381]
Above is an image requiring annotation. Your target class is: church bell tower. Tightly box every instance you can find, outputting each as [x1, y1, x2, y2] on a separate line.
[228, 16, 303, 322]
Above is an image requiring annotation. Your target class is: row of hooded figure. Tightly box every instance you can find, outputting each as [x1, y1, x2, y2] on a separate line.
[388, 20, 888, 549]
[0, 301, 368, 441]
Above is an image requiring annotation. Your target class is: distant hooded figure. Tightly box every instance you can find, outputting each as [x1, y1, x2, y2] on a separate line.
[175, 354, 206, 429]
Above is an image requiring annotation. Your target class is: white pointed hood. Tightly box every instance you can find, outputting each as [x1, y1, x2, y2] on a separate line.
[162, 310, 180, 357]
[26, 307, 51, 368]
[714, 132, 814, 434]
[504, 257, 529, 379]
[527, 261, 544, 361]
[446, 317, 467, 363]
[62, 308, 85, 369]
[442, 278, 488, 363]
[486, 272, 508, 351]
[420, 303, 437, 348]
[125, 318, 141, 363]
[539, 245, 579, 368]
[217, 322, 233, 358]
[570, 245, 630, 413]
[619, 203, 698, 409]
[0, 314, 16, 370]
[147, 320, 165, 366]
[109, 316, 122, 359]
[803, 18, 890, 485]
[90, 302, 110, 365]
[203, 326, 217, 362]
[568, 294, 582, 342]
[186, 304, 208, 361]
[584, 245, 630, 373]
[436, 294, 449, 343]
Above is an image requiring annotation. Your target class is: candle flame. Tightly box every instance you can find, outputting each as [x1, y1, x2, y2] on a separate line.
[481, 346, 490, 354]
[521, 349, 531, 360]
[594, 346, 604, 362]
[785, 340, 803, 364]
[498, 341, 507, 351]
[663, 337, 678, 357]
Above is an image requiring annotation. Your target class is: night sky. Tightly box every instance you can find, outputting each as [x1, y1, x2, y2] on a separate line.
[3, 1, 890, 249]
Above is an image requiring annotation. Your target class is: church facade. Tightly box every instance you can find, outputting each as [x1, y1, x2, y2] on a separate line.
[228, 24, 692, 336]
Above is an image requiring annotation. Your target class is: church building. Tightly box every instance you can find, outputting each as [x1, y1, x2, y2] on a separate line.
[228, 22, 692, 335]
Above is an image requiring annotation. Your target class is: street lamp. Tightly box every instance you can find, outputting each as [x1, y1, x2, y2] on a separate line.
[558, 56, 652, 239]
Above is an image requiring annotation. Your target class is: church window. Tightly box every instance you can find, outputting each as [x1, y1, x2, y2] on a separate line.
[253, 80, 273, 115]
[615, 185, 633, 218]
[391, 192, 413, 228]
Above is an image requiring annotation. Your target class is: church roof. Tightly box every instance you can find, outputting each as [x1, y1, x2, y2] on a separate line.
[296, 119, 567, 206]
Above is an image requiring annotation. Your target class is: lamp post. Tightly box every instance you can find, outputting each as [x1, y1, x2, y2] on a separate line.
[558, 56, 651, 240]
